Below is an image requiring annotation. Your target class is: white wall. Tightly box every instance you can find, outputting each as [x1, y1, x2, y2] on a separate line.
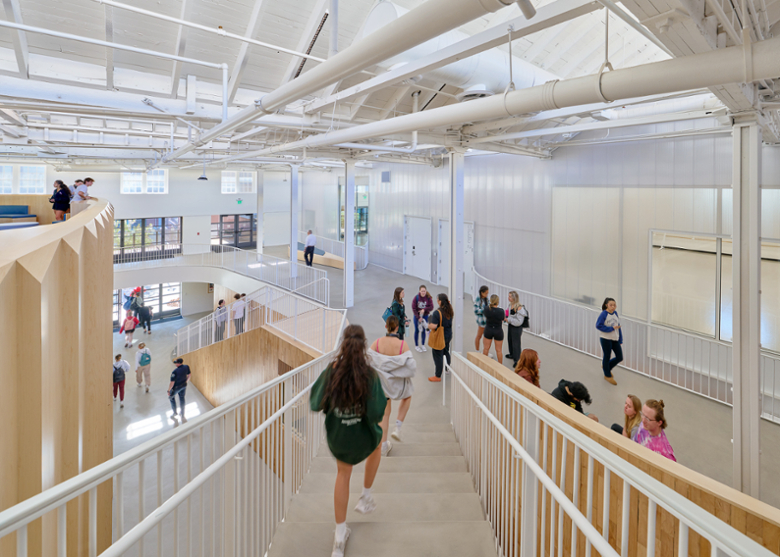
[180, 282, 216, 317]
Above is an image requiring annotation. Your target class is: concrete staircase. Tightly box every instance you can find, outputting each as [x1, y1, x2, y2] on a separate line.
[268, 408, 498, 556]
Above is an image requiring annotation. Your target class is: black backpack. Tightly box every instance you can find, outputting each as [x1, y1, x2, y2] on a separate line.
[113, 363, 125, 383]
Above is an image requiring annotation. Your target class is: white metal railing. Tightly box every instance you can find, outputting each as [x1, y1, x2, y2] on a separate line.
[113, 243, 329, 305]
[297, 231, 369, 270]
[447, 353, 776, 557]
[0, 353, 331, 557]
[472, 267, 780, 422]
[176, 283, 346, 357]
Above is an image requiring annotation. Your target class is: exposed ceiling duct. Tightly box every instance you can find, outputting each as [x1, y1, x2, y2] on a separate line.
[360, 2, 557, 100]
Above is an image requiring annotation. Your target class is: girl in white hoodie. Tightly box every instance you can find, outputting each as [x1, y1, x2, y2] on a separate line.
[368, 315, 417, 457]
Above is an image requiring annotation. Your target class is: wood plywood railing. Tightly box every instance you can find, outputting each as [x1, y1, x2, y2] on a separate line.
[0, 198, 114, 557]
[466, 352, 780, 557]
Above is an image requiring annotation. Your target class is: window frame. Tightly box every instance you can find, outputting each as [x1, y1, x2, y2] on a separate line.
[18, 165, 47, 194]
[0, 165, 13, 195]
[221, 170, 256, 194]
[121, 169, 168, 194]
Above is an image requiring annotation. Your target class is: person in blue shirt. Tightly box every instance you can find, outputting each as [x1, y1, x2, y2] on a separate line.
[168, 358, 191, 422]
[595, 297, 623, 385]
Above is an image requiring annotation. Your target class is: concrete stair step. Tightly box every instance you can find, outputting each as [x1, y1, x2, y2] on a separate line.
[298, 472, 477, 494]
[392, 430, 457, 444]
[317, 442, 463, 458]
[267, 521, 497, 557]
[284, 492, 485, 523]
[309, 455, 467, 474]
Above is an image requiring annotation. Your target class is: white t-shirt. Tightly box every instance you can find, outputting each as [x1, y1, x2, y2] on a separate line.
[305, 234, 316, 247]
[72, 184, 89, 202]
[135, 348, 151, 367]
[601, 312, 621, 341]
[232, 298, 246, 319]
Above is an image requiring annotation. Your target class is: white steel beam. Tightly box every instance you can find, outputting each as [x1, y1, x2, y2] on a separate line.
[0, 108, 25, 126]
[449, 150, 465, 353]
[227, 0, 266, 103]
[0, 124, 22, 138]
[343, 160, 355, 308]
[1, 0, 29, 77]
[731, 114, 762, 498]
[279, 0, 329, 86]
[305, 0, 601, 114]
[169, 0, 190, 98]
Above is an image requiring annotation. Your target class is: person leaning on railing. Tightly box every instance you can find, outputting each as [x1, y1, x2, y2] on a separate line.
[514, 348, 540, 387]
[214, 299, 227, 341]
[635, 399, 676, 461]
[551, 379, 599, 422]
[610, 394, 642, 439]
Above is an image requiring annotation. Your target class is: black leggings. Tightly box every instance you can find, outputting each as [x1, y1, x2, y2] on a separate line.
[432, 335, 452, 378]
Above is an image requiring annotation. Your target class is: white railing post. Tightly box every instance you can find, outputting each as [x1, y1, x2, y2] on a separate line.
[321, 309, 327, 353]
[520, 408, 540, 557]
[283, 377, 293, 515]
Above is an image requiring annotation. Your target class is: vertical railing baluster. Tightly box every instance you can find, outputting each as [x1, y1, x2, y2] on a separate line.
[16, 524, 27, 557]
[57, 505, 66, 557]
[621, 479, 631, 556]
[89, 487, 97, 557]
[646, 500, 657, 557]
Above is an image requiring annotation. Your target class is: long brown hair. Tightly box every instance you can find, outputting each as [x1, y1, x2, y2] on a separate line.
[393, 287, 404, 304]
[319, 325, 373, 414]
[624, 394, 642, 435]
[514, 349, 539, 386]
[437, 293, 454, 320]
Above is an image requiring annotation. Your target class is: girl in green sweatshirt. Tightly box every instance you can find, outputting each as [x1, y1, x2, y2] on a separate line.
[310, 324, 387, 557]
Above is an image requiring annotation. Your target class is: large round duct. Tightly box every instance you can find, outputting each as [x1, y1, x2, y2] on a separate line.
[361, 2, 556, 99]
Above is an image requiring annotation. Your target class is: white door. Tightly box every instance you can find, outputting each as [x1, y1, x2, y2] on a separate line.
[437, 220, 475, 293]
[404, 216, 432, 281]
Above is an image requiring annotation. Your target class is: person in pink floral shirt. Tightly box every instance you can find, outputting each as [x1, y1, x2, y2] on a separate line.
[633, 399, 676, 462]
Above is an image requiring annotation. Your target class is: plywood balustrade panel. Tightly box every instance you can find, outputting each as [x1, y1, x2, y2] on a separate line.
[466, 352, 780, 557]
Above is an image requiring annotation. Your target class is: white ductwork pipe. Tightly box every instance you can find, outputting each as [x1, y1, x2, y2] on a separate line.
[596, 93, 721, 120]
[361, 2, 556, 99]
[200, 35, 780, 164]
[159, 0, 528, 165]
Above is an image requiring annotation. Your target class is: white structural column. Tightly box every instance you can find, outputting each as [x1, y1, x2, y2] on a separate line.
[329, 0, 339, 58]
[290, 165, 299, 281]
[449, 150, 465, 353]
[731, 114, 762, 497]
[343, 160, 356, 308]
[256, 170, 264, 258]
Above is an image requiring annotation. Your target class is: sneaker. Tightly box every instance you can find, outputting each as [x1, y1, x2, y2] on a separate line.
[421, 345, 427, 352]
[113, 397, 117, 402]
[145, 386, 149, 393]
[428, 376, 442, 382]
[331, 527, 351, 557]
[415, 345, 422, 352]
[137, 383, 143, 388]
[381, 440, 392, 457]
[354, 494, 377, 514]
[181, 416, 188, 424]
[391, 428, 402, 442]
[120, 403, 124, 408]
[604, 376, 617, 386]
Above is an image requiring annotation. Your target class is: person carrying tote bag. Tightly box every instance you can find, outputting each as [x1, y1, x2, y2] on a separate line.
[428, 293, 454, 382]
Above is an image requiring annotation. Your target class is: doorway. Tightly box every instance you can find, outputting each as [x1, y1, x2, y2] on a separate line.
[437, 220, 475, 294]
[404, 216, 432, 281]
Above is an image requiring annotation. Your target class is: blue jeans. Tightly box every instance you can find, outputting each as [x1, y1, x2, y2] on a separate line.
[600, 338, 623, 378]
[413, 315, 429, 346]
[169, 385, 187, 415]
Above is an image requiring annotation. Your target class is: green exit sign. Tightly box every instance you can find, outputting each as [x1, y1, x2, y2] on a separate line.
[237, 198, 243, 205]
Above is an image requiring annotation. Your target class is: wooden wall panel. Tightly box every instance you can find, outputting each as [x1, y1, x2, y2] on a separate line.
[0, 199, 114, 557]
[466, 352, 780, 557]
[0, 194, 60, 225]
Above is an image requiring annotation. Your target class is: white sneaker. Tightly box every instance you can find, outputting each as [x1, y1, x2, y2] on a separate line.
[421, 345, 427, 352]
[120, 403, 124, 408]
[415, 345, 422, 352]
[381, 440, 392, 456]
[354, 494, 376, 514]
[137, 383, 142, 388]
[332, 527, 351, 557]
[391, 428, 402, 442]
[145, 386, 149, 393]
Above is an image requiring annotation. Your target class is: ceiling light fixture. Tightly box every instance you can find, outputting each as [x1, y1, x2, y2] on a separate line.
[197, 156, 208, 181]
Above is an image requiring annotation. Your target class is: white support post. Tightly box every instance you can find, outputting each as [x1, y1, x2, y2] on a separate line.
[449, 150, 465, 354]
[343, 160, 356, 308]
[731, 113, 762, 498]
[283, 377, 293, 515]
[329, 0, 339, 58]
[256, 170, 264, 259]
[290, 165, 299, 282]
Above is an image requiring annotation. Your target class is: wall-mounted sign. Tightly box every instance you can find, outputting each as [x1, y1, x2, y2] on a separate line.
[237, 198, 243, 205]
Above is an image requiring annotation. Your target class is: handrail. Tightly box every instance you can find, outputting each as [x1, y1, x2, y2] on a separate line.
[0, 350, 333, 538]
[297, 231, 369, 270]
[450, 353, 777, 557]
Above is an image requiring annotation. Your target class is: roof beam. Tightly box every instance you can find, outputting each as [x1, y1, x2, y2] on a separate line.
[169, 0, 190, 98]
[378, 86, 412, 120]
[279, 0, 330, 85]
[227, 0, 266, 103]
[305, 0, 601, 115]
[0, 108, 25, 126]
[0, 124, 22, 138]
[535, 12, 598, 71]
[1, 0, 29, 78]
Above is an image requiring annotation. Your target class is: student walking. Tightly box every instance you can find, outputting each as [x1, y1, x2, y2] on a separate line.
[137, 303, 153, 334]
[309, 325, 387, 557]
[304, 229, 316, 266]
[232, 293, 246, 335]
[596, 297, 623, 385]
[168, 358, 191, 422]
[120, 310, 140, 348]
[411, 285, 434, 352]
[428, 293, 454, 382]
[214, 299, 228, 341]
[49, 180, 71, 221]
[368, 315, 417, 457]
[473, 285, 489, 350]
[389, 287, 409, 341]
[506, 291, 528, 366]
[135, 342, 152, 393]
[482, 294, 506, 364]
[113, 354, 130, 408]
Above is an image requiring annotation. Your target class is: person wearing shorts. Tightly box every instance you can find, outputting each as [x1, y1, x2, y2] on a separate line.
[482, 294, 506, 364]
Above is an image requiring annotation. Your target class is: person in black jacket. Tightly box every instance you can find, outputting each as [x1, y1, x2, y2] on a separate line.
[550, 380, 599, 422]
[390, 287, 409, 341]
[50, 180, 71, 221]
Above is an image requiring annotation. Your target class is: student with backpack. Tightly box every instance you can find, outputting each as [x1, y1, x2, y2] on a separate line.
[135, 342, 152, 392]
[113, 354, 130, 408]
[120, 310, 140, 348]
[506, 291, 529, 367]
[389, 287, 409, 341]
[309, 325, 387, 557]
